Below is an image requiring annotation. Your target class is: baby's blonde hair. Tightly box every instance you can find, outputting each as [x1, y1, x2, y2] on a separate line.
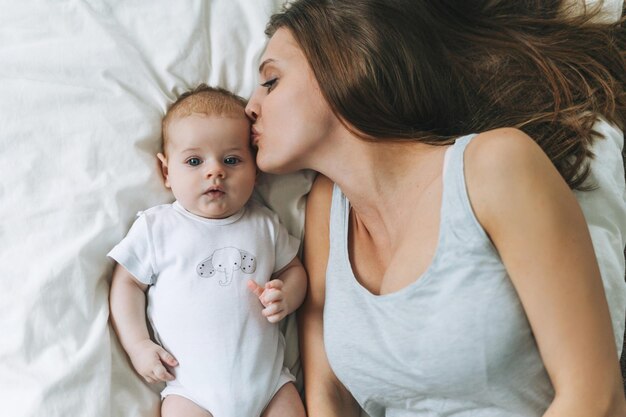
[162, 84, 248, 152]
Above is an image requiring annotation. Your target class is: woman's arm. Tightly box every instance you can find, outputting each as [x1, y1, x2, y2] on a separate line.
[299, 174, 361, 417]
[466, 128, 626, 417]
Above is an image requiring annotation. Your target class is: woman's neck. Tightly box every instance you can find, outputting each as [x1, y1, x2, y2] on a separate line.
[313, 135, 448, 246]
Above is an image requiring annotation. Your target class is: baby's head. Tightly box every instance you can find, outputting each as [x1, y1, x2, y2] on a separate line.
[158, 84, 256, 219]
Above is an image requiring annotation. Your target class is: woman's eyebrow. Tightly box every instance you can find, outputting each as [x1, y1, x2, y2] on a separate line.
[258, 58, 277, 74]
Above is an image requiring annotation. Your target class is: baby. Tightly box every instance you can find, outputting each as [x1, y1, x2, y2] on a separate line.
[108, 85, 307, 417]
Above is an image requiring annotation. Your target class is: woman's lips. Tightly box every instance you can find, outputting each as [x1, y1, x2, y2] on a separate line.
[251, 127, 261, 145]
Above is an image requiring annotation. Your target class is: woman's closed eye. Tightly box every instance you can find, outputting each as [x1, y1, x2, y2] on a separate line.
[261, 78, 278, 92]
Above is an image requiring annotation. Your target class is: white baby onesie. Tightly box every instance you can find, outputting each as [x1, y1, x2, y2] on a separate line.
[108, 200, 300, 417]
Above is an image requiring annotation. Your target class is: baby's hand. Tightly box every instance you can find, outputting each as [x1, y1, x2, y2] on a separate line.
[247, 279, 288, 323]
[127, 339, 178, 384]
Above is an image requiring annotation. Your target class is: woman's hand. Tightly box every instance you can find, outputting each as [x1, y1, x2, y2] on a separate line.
[126, 339, 178, 384]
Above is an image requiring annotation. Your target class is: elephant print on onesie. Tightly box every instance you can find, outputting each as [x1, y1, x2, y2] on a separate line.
[196, 247, 258, 286]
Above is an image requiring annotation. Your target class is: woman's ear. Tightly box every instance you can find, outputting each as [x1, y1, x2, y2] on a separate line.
[157, 152, 171, 188]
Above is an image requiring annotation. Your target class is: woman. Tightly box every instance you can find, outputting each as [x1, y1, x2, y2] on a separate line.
[245, 1, 626, 416]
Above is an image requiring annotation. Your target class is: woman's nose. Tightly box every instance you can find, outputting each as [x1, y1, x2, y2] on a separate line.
[245, 90, 260, 121]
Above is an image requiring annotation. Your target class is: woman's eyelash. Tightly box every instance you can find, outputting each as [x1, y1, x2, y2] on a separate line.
[261, 78, 278, 90]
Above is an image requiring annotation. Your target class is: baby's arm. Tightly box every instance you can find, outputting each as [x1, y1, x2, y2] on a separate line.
[109, 263, 178, 383]
[247, 257, 307, 323]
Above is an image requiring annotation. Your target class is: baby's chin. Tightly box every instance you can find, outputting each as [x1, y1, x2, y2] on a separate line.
[198, 209, 239, 220]
[183, 202, 240, 220]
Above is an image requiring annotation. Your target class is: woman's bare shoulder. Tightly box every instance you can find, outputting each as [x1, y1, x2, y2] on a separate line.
[465, 127, 555, 189]
[464, 127, 575, 238]
[467, 127, 543, 164]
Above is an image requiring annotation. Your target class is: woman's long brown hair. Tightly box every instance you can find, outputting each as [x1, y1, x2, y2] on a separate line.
[267, 0, 625, 189]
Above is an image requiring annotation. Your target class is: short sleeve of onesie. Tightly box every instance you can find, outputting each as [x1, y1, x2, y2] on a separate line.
[107, 213, 156, 285]
[269, 211, 300, 273]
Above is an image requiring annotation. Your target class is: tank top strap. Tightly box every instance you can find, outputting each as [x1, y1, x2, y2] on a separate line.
[329, 182, 349, 258]
[440, 133, 490, 244]
[443, 134, 476, 207]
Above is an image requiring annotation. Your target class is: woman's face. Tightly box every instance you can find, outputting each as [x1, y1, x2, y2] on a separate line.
[246, 28, 340, 174]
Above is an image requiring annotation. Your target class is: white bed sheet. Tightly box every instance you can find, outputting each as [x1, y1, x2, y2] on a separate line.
[0, 1, 623, 417]
[0, 1, 306, 416]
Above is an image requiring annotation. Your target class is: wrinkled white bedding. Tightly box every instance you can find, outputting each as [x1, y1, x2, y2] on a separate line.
[0, 1, 310, 416]
[0, 1, 623, 417]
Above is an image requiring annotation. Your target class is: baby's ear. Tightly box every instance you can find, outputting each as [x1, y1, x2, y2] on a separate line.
[156, 152, 171, 188]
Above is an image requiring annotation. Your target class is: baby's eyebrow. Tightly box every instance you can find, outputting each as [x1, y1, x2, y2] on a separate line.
[179, 147, 202, 153]
[224, 146, 248, 153]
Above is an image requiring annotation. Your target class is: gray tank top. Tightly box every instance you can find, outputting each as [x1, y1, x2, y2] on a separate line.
[323, 134, 554, 417]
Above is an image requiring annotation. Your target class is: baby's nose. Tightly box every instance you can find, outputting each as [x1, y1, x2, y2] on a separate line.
[205, 163, 225, 178]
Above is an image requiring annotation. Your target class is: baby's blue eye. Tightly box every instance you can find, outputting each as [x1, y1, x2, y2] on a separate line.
[224, 157, 240, 165]
[187, 157, 202, 166]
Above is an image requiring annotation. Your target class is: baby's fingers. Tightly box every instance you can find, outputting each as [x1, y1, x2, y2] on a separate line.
[142, 374, 157, 384]
[247, 279, 264, 298]
[263, 280, 284, 304]
[266, 310, 287, 323]
[262, 302, 286, 321]
[262, 288, 283, 304]
[265, 279, 284, 290]
[157, 347, 178, 367]
[153, 363, 175, 382]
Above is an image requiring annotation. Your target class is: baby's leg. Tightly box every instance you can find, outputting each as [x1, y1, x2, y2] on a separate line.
[261, 382, 306, 417]
[162, 395, 214, 417]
